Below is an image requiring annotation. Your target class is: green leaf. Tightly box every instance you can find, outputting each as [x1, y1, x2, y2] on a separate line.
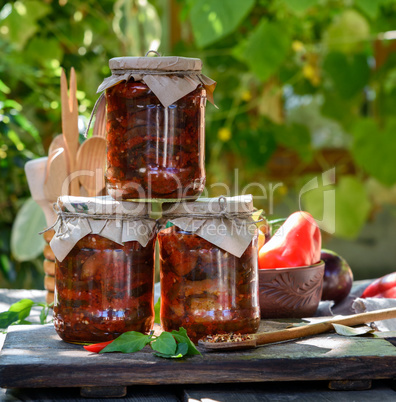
[351, 118, 396, 186]
[25, 37, 63, 67]
[355, 0, 381, 19]
[176, 342, 189, 356]
[171, 328, 202, 356]
[332, 323, 374, 336]
[2, 1, 51, 50]
[324, 9, 370, 54]
[100, 331, 150, 354]
[235, 20, 291, 82]
[274, 124, 313, 163]
[24, 0, 51, 20]
[0, 80, 11, 94]
[9, 299, 35, 322]
[10, 198, 46, 262]
[284, 0, 318, 14]
[321, 90, 359, 129]
[153, 342, 189, 359]
[154, 297, 161, 324]
[39, 305, 51, 325]
[301, 175, 371, 239]
[0, 311, 19, 329]
[190, 0, 255, 48]
[323, 52, 370, 99]
[151, 332, 177, 355]
[154, 352, 184, 359]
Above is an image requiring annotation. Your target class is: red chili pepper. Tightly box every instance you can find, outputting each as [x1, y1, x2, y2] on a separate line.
[258, 211, 321, 269]
[361, 272, 396, 298]
[83, 340, 113, 353]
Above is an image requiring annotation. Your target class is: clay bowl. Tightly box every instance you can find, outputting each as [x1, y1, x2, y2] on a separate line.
[258, 261, 325, 318]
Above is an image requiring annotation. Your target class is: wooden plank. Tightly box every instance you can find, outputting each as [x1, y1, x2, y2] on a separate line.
[328, 379, 372, 391]
[80, 386, 127, 398]
[183, 381, 396, 402]
[2, 324, 396, 390]
[1, 385, 180, 401]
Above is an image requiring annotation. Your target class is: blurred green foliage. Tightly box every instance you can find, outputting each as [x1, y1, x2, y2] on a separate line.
[2, 0, 396, 286]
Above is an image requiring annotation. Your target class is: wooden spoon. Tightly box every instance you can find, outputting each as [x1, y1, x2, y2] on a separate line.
[61, 68, 80, 196]
[44, 147, 69, 202]
[198, 307, 396, 352]
[76, 136, 106, 197]
[48, 134, 66, 155]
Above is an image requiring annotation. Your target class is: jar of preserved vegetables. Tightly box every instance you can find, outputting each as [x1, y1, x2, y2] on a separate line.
[96, 54, 216, 201]
[158, 195, 260, 342]
[47, 196, 157, 344]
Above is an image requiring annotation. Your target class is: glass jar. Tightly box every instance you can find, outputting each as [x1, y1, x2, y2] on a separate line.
[54, 231, 156, 344]
[105, 82, 206, 200]
[158, 225, 260, 343]
[49, 195, 157, 344]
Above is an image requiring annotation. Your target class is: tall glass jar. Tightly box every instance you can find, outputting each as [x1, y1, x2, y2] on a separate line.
[49, 196, 157, 344]
[97, 56, 216, 201]
[158, 196, 260, 343]
[106, 83, 206, 200]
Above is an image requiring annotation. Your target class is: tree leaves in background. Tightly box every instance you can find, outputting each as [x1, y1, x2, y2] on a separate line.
[324, 9, 370, 54]
[113, 0, 161, 55]
[284, 0, 318, 14]
[301, 175, 371, 239]
[355, 0, 381, 20]
[10, 198, 46, 262]
[0, 1, 51, 50]
[273, 123, 313, 163]
[234, 21, 291, 82]
[190, 0, 255, 48]
[154, 297, 161, 324]
[323, 52, 370, 99]
[25, 37, 63, 67]
[352, 118, 396, 186]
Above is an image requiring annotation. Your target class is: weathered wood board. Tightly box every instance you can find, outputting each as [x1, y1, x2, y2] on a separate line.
[1, 323, 396, 389]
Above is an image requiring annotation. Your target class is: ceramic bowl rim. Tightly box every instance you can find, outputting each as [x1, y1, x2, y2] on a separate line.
[258, 260, 324, 273]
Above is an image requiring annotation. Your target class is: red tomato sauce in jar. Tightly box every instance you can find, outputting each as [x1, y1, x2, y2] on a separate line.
[158, 226, 260, 343]
[54, 232, 156, 344]
[105, 82, 206, 200]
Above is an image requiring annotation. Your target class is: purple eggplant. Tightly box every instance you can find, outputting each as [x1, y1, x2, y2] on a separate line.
[321, 249, 353, 304]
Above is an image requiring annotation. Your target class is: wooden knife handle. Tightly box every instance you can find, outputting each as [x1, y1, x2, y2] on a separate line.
[255, 307, 396, 346]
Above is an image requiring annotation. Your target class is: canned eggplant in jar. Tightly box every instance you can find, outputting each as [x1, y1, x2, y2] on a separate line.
[47, 196, 157, 344]
[159, 195, 260, 343]
[96, 55, 216, 201]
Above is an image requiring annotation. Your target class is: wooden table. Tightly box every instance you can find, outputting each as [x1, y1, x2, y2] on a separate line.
[1, 289, 396, 401]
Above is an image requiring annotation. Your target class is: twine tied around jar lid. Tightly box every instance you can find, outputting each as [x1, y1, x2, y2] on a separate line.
[40, 196, 158, 262]
[84, 51, 217, 137]
[162, 195, 264, 258]
[163, 196, 263, 224]
[40, 203, 153, 238]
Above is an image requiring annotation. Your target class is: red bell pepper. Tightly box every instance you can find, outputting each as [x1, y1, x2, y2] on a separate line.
[361, 272, 396, 298]
[258, 211, 321, 269]
[83, 340, 113, 353]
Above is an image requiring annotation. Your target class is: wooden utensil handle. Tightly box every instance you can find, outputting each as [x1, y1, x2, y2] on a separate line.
[255, 307, 396, 346]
